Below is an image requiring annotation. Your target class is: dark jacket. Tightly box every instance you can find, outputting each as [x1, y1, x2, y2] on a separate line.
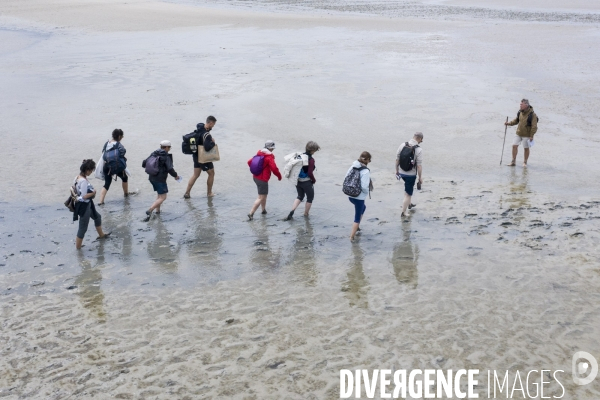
[143, 149, 178, 183]
[73, 199, 99, 222]
[299, 153, 316, 184]
[196, 123, 215, 152]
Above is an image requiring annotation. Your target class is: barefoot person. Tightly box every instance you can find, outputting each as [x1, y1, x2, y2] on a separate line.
[504, 99, 538, 167]
[284, 141, 320, 221]
[143, 140, 181, 220]
[247, 140, 282, 221]
[345, 151, 372, 241]
[98, 129, 130, 205]
[395, 132, 423, 217]
[184, 116, 217, 198]
[74, 159, 110, 249]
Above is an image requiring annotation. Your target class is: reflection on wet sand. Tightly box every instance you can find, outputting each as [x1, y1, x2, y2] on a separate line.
[391, 219, 419, 289]
[147, 217, 180, 274]
[249, 218, 282, 270]
[74, 242, 106, 322]
[289, 218, 318, 286]
[185, 198, 223, 271]
[342, 243, 369, 308]
[501, 168, 531, 210]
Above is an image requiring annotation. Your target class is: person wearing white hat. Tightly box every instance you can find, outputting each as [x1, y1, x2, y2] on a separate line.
[247, 140, 282, 220]
[142, 140, 180, 220]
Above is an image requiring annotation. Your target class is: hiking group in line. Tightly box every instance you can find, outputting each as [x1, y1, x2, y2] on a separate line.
[68, 99, 538, 248]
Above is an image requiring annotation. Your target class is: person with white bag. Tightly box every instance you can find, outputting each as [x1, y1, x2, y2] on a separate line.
[284, 141, 320, 221]
[96, 129, 132, 205]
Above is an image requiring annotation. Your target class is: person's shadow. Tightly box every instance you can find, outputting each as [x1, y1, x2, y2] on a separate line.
[391, 219, 419, 289]
[342, 243, 369, 309]
[74, 241, 107, 322]
[146, 217, 180, 275]
[289, 218, 317, 286]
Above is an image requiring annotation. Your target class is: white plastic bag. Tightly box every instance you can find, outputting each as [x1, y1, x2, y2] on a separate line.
[528, 139, 535, 148]
[94, 154, 105, 180]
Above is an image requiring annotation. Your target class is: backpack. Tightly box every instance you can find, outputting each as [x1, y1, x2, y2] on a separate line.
[182, 131, 199, 155]
[342, 166, 367, 197]
[64, 183, 78, 212]
[144, 154, 161, 176]
[103, 142, 126, 175]
[399, 142, 418, 172]
[249, 155, 265, 175]
[516, 111, 539, 126]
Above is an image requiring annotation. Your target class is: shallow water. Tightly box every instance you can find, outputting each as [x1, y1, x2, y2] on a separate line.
[1, 1, 600, 398]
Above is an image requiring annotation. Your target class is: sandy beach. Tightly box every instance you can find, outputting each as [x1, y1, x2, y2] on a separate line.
[1, 0, 600, 398]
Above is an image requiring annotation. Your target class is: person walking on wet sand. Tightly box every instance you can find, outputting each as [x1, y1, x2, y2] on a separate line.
[284, 141, 320, 221]
[505, 98, 538, 167]
[344, 151, 372, 241]
[98, 129, 131, 205]
[142, 140, 181, 221]
[247, 140, 282, 221]
[184, 116, 217, 198]
[396, 132, 423, 217]
[74, 159, 110, 249]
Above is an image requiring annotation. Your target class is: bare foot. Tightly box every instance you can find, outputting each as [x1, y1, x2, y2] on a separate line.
[523, 162, 528, 167]
[506, 161, 516, 166]
[350, 236, 355, 242]
[207, 193, 216, 198]
[183, 193, 191, 199]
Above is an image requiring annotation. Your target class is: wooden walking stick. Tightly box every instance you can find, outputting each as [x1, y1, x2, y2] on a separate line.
[500, 116, 508, 165]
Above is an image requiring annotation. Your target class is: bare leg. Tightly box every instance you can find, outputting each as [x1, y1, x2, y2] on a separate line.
[98, 187, 108, 204]
[207, 169, 215, 197]
[149, 194, 167, 212]
[402, 193, 412, 216]
[76, 237, 83, 249]
[291, 198, 302, 211]
[523, 148, 530, 166]
[122, 181, 129, 196]
[95, 225, 106, 237]
[260, 195, 267, 212]
[508, 145, 518, 166]
[304, 202, 312, 216]
[350, 222, 360, 241]
[185, 168, 201, 197]
[249, 195, 266, 217]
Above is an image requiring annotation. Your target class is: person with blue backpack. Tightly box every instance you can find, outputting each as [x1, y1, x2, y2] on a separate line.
[284, 141, 320, 221]
[343, 151, 372, 242]
[247, 140, 282, 221]
[142, 140, 181, 221]
[98, 129, 129, 205]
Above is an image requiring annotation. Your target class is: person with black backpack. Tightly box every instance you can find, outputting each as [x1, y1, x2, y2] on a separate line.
[98, 129, 129, 205]
[504, 98, 538, 167]
[142, 140, 181, 221]
[343, 151, 372, 241]
[183, 116, 217, 199]
[395, 132, 423, 218]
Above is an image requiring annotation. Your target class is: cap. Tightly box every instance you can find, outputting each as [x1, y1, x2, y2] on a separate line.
[160, 140, 172, 147]
[265, 140, 276, 149]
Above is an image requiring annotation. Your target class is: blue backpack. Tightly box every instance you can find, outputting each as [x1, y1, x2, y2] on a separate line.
[103, 142, 127, 175]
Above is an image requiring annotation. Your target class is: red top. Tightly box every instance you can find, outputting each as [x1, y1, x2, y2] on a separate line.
[248, 150, 282, 182]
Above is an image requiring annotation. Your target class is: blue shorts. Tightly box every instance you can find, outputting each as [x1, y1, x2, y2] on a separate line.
[349, 197, 366, 224]
[151, 181, 168, 194]
[399, 174, 417, 196]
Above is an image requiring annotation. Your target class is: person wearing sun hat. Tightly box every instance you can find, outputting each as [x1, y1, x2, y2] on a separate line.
[247, 140, 282, 221]
[142, 140, 180, 221]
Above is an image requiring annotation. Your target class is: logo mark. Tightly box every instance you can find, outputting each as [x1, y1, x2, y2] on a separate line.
[572, 351, 598, 386]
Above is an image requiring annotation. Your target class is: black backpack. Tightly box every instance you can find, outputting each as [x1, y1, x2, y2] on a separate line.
[399, 142, 419, 172]
[342, 166, 367, 197]
[182, 131, 199, 155]
[516, 111, 539, 126]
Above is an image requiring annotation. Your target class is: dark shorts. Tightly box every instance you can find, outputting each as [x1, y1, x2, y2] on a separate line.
[399, 174, 417, 196]
[296, 180, 314, 203]
[192, 153, 214, 171]
[254, 177, 268, 195]
[103, 165, 128, 190]
[151, 181, 168, 194]
[349, 197, 366, 224]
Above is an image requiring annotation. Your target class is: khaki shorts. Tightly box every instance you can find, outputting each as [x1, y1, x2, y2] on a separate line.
[513, 135, 532, 148]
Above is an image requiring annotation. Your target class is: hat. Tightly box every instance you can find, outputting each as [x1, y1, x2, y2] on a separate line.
[160, 140, 172, 147]
[265, 140, 276, 149]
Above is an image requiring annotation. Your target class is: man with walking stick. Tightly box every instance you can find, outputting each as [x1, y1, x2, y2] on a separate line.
[504, 99, 538, 167]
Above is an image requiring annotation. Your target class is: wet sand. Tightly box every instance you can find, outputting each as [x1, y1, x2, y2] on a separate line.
[1, 0, 600, 399]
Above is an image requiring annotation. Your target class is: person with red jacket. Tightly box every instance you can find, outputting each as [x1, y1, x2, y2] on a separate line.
[247, 140, 282, 221]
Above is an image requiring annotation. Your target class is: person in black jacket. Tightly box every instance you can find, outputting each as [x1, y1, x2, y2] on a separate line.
[184, 115, 217, 199]
[98, 129, 129, 205]
[142, 140, 180, 220]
